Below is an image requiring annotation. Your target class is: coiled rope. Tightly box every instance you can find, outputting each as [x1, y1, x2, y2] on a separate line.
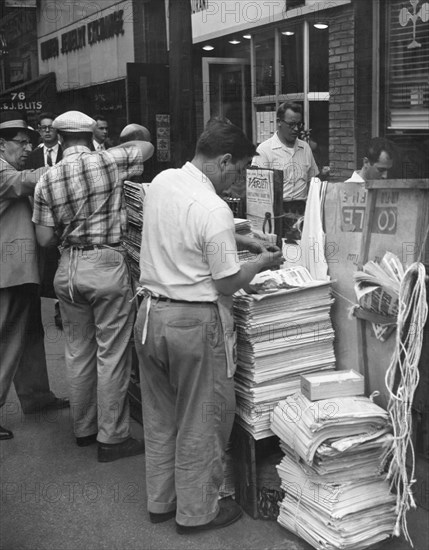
[383, 262, 428, 546]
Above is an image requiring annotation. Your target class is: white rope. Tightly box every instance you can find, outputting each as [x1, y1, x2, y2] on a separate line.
[383, 262, 428, 546]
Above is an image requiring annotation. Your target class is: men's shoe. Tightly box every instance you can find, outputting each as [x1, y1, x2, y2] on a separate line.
[149, 510, 176, 524]
[76, 434, 98, 447]
[24, 397, 70, 414]
[176, 499, 243, 535]
[97, 437, 145, 463]
[0, 425, 14, 440]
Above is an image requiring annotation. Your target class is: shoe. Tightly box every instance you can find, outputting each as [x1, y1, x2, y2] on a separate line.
[0, 425, 14, 440]
[149, 510, 176, 524]
[97, 437, 145, 463]
[24, 397, 70, 414]
[76, 433, 98, 447]
[176, 499, 243, 535]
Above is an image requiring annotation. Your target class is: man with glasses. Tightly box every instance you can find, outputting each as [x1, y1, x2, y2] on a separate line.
[0, 112, 69, 441]
[25, 112, 63, 170]
[252, 101, 318, 241]
[25, 113, 63, 329]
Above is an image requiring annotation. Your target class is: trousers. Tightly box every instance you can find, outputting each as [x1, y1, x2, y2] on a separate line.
[54, 246, 134, 444]
[134, 298, 235, 526]
[0, 284, 56, 414]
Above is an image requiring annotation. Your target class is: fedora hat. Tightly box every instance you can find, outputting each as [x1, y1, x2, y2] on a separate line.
[0, 111, 39, 140]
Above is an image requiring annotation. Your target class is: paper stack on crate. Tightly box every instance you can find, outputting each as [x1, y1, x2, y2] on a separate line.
[271, 392, 397, 550]
[233, 267, 336, 439]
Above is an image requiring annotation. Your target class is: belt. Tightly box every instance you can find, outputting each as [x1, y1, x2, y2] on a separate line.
[66, 242, 122, 251]
[155, 296, 213, 305]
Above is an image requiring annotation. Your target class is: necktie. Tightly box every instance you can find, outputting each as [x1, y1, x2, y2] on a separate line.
[46, 148, 53, 166]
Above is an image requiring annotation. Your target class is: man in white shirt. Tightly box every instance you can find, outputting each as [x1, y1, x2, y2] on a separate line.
[252, 102, 318, 240]
[92, 114, 109, 151]
[345, 137, 395, 183]
[134, 120, 284, 534]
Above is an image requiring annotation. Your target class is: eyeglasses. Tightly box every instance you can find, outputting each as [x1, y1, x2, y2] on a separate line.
[10, 139, 32, 147]
[39, 125, 53, 132]
[279, 120, 304, 130]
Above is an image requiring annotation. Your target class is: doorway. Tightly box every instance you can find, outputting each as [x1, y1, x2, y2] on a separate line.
[202, 57, 251, 136]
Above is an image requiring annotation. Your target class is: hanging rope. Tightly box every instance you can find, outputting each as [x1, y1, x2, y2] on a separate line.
[383, 262, 428, 546]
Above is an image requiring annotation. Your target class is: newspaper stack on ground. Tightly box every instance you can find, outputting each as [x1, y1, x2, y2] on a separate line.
[123, 181, 149, 283]
[271, 392, 397, 550]
[233, 267, 335, 439]
[353, 251, 404, 341]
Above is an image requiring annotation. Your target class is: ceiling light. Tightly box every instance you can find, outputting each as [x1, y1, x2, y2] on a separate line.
[314, 22, 328, 29]
[243, 34, 251, 39]
[202, 45, 214, 51]
[229, 39, 241, 45]
[282, 31, 295, 36]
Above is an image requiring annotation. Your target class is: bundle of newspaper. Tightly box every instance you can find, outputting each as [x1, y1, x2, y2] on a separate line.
[123, 180, 149, 283]
[353, 251, 404, 341]
[233, 268, 335, 438]
[271, 392, 397, 549]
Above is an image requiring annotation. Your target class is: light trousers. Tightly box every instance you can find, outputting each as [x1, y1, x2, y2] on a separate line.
[54, 247, 134, 444]
[134, 298, 236, 526]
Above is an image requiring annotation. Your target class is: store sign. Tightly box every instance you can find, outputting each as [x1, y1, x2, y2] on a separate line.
[0, 91, 42, 111]
[40, 10, 124, 61]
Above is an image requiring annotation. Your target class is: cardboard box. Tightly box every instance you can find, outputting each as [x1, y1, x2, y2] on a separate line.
[300, 369, 365, 401]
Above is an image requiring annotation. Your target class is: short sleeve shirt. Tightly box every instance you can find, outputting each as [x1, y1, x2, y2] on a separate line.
[253, 133, 318, 201]
[140, 162, 240, 302]
[32, 145, 144, 246]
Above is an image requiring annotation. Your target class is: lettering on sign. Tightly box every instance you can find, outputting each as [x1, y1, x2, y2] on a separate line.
[40, 10, 124, 61]
[1, 91, 43, 111]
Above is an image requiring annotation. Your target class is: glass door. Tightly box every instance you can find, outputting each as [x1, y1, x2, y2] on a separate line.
[202, 57, 251, 135]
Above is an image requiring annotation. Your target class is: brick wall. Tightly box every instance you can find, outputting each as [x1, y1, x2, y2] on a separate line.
[329, 4, 356, 180]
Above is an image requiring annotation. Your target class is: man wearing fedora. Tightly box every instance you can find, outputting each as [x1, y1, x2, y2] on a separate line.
[0, 112, 69, 441]
[32, 111, 154, 462]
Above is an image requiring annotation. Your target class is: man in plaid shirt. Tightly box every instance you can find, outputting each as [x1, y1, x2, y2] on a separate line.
[32, 111, 154, 462]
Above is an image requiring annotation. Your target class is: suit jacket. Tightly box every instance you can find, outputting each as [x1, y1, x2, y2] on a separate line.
[24, 144, 63, 169]
[0, 161, 46, 288]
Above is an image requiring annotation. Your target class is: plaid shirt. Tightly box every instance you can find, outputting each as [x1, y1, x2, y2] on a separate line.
[32, 145, 144, 246]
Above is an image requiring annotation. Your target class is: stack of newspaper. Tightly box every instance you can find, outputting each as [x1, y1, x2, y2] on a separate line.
[353, 251, 404, 341]
[233, 267, 335, 438]
[123, 181, 148, 283]
[271, 392, 396, 549]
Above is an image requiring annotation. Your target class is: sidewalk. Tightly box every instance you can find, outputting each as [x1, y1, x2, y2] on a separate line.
[1, 298, 427, 550]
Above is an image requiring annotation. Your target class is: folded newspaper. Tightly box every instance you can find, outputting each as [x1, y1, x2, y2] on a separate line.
[353, 252, 404, 341]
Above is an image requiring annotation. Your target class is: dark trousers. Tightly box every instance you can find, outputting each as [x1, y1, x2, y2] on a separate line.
[0, 284, 56, 414]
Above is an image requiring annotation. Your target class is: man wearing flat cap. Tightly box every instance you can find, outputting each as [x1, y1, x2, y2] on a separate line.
[0, 112, 69, 441]
[32, 110, 154, 462]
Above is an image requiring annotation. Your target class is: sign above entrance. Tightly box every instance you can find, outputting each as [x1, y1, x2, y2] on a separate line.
[41, 10, 124, 61]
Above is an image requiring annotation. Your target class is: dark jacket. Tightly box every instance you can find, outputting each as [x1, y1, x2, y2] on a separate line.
[25, 144, 63, 169]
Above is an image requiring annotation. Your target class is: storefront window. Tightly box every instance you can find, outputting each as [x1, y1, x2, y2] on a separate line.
[386, 0, 429, 130]
[309, 24, 329, 92]
[254, 33, 275, 97]
[280, 25, 303, 95]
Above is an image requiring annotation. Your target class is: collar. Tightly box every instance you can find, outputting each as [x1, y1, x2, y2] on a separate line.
[344, 171, 366, 183]
[44, 143, 59, 153]
[183, 161, 217, 193]
[63, 145, 92, 157]
[270, 132, 304, 152]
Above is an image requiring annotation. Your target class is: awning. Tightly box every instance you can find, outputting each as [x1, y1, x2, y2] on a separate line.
[0, 72, 57, 124]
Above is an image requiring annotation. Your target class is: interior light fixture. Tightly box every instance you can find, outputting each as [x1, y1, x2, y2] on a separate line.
[202, 44, 214, 51]
[314, 22, 328, 29]
[228, 39, 241, 45]
[243, 34, 251, 39]
[281, 31, 295, 36]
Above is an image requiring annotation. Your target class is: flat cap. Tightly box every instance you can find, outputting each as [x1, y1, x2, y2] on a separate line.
[53, 111, 96, 133]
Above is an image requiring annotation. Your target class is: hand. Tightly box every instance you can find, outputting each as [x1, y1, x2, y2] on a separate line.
[260, 248, 284, 270]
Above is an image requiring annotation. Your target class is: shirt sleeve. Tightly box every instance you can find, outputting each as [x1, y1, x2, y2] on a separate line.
[252, 143, 270, 169]
[107, 146, 145, 182]
[202, 206, 240, 280]
[32, 177, 55, 227]
[308, 149, 319, 180]
[0, 165, 45, 200]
